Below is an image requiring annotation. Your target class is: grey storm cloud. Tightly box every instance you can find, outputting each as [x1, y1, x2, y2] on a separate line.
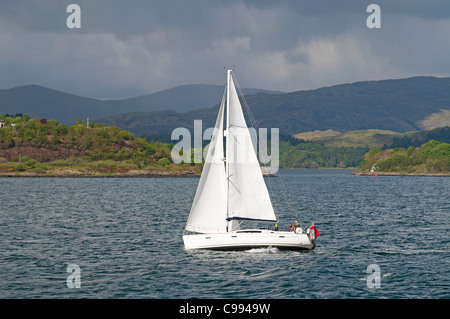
[0, 0, 450, 98]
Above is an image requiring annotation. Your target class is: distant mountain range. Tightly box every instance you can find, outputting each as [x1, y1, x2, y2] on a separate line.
[0, 84, 282, 125]
[99, 76, 450, 136]
[1, 76, 450, 137]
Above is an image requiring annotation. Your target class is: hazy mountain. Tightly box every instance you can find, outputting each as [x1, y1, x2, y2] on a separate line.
[0, 84, 282, 125]
[98, 76, 450, 136]
[0, 85, 112, 124]
[112, 84, 283, 114]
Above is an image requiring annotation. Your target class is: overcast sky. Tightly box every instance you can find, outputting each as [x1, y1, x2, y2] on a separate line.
[1, 0, 450, 99]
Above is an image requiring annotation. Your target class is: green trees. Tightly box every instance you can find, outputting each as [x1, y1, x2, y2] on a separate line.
[0, 115, 177, 175]
[0, 125, 15, 148]
[278, 138, 368, 169]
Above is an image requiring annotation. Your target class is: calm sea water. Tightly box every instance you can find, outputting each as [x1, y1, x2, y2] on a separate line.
[0, 170, 448, 299]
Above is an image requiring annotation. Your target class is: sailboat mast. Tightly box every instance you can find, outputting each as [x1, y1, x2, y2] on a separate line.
[225, 69, 231, 231]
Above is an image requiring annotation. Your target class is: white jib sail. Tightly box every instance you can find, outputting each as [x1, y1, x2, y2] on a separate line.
[226, 73, 277, 222]
[185, 90, 227, 233]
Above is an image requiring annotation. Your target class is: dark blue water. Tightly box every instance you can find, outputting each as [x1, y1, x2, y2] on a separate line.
[0, 170, 448, 298]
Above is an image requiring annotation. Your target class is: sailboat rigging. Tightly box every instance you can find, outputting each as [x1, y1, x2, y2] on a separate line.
[183, 69, 317, 250]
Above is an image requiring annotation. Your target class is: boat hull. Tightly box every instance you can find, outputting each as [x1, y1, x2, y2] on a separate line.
[183, 230, 315, 250]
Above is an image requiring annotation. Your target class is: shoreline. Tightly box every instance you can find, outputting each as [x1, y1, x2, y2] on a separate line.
[0, 174, 201, 178]
[0, 171, 279, 178]
[0, 172, 278, 178]
[0, 169, 202, 178]
[352, 171, 450, 177]
[2, 168, 447, 177]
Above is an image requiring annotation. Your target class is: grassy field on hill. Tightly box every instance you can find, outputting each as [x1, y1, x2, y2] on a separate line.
[294, 127, 450, 149]
[295, 129, 403, 148]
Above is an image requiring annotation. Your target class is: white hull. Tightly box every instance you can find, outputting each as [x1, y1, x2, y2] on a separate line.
[183, 229, 315, 250]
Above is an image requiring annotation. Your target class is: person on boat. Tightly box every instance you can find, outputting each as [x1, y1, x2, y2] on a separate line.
[310, 223, 320, 237]
[289, 224, 293, 232]
[273, 223, 279, 231]
[293, 221, 302, 233]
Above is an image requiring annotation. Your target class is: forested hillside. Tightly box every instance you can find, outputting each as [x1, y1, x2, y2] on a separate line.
[0, 115, 200, 176]
[358, 140, 450, 175]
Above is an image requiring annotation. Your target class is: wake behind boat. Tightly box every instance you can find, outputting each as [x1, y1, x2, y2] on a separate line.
[182, 69, 318, 250]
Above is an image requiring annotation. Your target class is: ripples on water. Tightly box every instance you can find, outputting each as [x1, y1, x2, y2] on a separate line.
[0, 170, 448, 298]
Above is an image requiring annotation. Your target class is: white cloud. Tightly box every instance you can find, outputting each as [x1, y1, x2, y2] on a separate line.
[246, 33, 393, 91]
[212, 37, 251, 56]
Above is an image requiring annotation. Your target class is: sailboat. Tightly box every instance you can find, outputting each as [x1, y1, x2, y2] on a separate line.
[183, 69, 317, 250]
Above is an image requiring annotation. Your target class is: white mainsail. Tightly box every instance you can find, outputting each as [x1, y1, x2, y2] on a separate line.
[226, 72, 277, 223]
[185, 90, 227, 233]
